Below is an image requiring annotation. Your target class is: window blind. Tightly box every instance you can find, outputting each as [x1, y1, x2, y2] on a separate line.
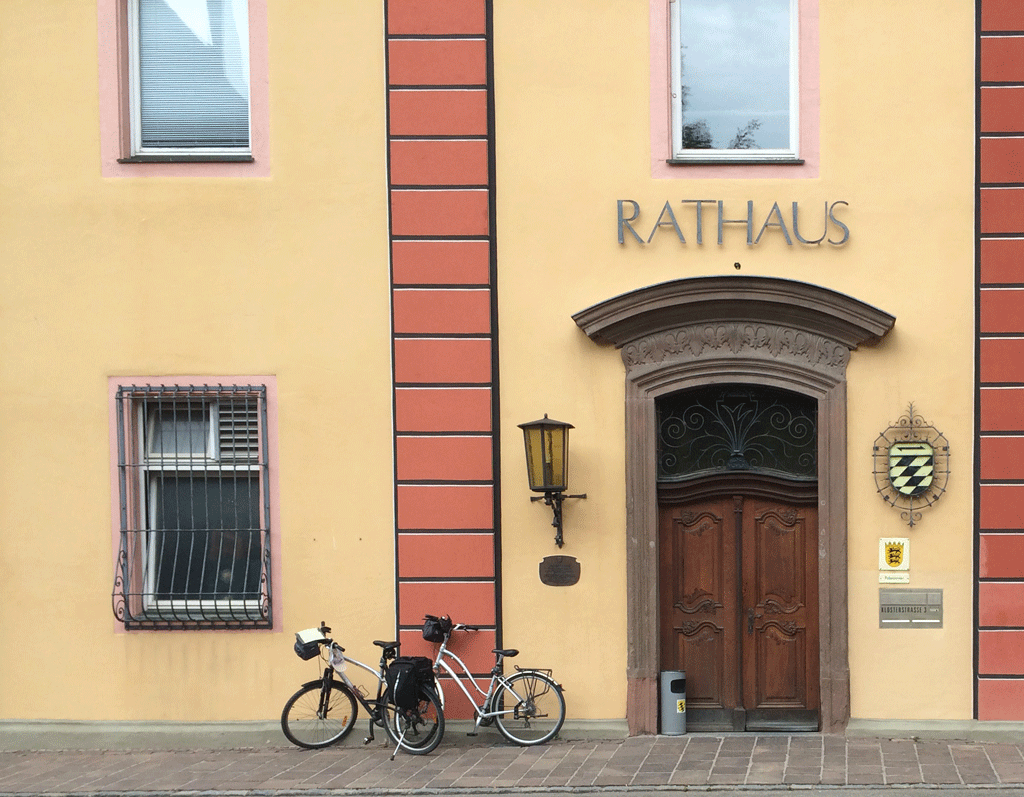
[137, 0, 250, 149]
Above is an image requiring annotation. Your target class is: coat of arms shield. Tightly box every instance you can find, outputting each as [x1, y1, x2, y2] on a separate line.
[885, 541, 904, 568]
[888, 441, 934, 497]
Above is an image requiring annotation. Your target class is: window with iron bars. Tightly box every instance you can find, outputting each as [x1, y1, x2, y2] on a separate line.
[112, 384, 271, 629]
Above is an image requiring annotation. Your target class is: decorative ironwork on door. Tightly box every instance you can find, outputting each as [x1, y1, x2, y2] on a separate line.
[657, 385, 817, 483]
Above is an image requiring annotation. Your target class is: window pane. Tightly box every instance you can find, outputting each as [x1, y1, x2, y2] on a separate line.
[138, 0, 250, 148]
[151, 475, 262, 599]
[149, 403, 210, 457]
[677, 0, 791, 151]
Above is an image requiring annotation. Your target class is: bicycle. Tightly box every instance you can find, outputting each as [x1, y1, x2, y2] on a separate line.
[421, 614, 566, 745]
[280, 622, 444, 757]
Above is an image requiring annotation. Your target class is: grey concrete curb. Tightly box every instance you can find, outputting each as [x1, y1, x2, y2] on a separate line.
[0, 719, 629, 752]
[846, 718, 1024, 742]
[5, 717, 1024, 752]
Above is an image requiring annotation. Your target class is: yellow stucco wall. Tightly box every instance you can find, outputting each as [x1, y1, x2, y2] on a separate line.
[0, 1, 396, 720]
[0, 0, 976, 726]
[493, 0, 975, 722]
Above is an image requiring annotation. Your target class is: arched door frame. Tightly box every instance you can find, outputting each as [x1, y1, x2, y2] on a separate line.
[573, 276, 895, 734]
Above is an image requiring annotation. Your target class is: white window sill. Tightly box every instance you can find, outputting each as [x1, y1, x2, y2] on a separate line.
[119, 154, 255, 164]
[667, 157, 805, 166]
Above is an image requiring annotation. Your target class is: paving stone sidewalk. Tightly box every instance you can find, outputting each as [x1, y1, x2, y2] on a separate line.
[4, 735, 1024, 794]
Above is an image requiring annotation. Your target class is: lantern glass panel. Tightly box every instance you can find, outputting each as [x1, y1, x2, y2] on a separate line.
[522, 424, 569, 492]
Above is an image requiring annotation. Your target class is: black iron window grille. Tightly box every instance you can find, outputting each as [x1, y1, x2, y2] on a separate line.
[657, 384, 817, 483]
[112, 384, 271, 629]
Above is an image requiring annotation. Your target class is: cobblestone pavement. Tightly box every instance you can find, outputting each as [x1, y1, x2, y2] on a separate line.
[4, 735, 1024, 794]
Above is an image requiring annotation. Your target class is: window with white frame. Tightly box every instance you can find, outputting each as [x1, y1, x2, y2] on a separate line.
[112, 385, 270, 629]
[670, 0, 799, 162]
[127, 0, 251, 158]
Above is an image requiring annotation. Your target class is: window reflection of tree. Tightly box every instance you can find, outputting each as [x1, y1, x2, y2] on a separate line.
[678, 53, 761, 151]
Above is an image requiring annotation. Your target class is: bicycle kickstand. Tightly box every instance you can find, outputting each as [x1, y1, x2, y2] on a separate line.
[390, 726, 406, 761]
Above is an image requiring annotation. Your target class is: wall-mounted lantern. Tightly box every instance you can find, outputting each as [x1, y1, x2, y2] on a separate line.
[518, 414, 586, 548]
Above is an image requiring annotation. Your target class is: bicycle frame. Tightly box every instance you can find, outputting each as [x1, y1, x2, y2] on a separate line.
[330, 646, 384, 696]
[430, 637, 533, 730]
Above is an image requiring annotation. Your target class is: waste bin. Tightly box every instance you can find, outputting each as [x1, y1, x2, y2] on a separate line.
[659, 670, 686, 735]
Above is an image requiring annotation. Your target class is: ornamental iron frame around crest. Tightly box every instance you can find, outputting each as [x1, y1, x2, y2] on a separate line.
[872, 404, 949, 528]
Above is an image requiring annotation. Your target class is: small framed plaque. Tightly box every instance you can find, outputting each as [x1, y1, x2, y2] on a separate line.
[539, 555, 580, 587]
[879, 588, 942, 628]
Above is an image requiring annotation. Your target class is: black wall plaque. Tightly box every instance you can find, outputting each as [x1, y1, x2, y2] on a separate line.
[539, 555, 581, 587]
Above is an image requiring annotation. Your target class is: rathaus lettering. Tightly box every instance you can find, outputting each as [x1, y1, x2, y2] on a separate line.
[616, 200, 850, 247]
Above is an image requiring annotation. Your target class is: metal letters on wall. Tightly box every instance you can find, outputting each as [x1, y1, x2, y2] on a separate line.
[872, 404, 949, 528]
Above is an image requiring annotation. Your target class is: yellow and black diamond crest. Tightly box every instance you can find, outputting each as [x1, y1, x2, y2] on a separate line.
[888, 441, 934, 497]
[873, 405, 950, 527]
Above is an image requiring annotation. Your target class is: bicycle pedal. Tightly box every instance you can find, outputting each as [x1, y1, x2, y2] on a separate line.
[363, 737, 372, 745]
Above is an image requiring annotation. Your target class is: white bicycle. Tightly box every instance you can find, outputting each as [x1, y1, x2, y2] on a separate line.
[421, 614, 566, 745]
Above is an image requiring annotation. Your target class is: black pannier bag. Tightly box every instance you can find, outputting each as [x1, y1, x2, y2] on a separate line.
[422, 614, 452, 643]
[385, 656, 434, 710]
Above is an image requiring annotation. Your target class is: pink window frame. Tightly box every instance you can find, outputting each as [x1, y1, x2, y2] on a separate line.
[649, 0, 820, 180]
[97, 0, 270, 178]
[108, 375, 282, 631]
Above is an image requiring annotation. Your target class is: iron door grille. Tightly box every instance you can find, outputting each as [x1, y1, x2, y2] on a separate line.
[112, 384, 271, 629]
[657, 384, 817, 483]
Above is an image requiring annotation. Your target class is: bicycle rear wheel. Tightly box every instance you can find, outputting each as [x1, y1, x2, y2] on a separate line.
[382, 686, 444, 755]
[492, 671, 565, 745]
[281, 679, 358, 749]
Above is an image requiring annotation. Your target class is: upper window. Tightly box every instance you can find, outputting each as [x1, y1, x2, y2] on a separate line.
[112, 383, 272, 629]
[669, 0, 800, 163]
[97, 0, 269, 175]
[128, 0, 251, 158]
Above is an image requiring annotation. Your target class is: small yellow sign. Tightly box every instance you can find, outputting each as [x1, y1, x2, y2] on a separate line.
[879, 537, 910, 571]
[676, 699, 686, 713]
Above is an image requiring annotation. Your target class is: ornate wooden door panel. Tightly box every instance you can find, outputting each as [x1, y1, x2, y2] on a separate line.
[659, 488, 819, 731]
[659, 497, 740, 729]
[741, 498, 819, 731]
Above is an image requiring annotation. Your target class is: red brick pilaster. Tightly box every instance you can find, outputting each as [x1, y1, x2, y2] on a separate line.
[978, 0, 1024, 719]
[385, 1, 500, 685]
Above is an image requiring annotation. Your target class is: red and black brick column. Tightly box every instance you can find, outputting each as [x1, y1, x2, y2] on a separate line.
[978, 0, 1024, 720]
[385, 0, 501, 683]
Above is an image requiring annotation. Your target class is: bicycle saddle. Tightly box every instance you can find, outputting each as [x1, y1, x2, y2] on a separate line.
[493, 648, 519, 658]
[373, 640, 400, 651]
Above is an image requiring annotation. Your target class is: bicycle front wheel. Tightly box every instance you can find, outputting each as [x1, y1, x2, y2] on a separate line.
[492, 671, 565, 745]
[382, 686, 444, 755]
[281, 679, 358, 749]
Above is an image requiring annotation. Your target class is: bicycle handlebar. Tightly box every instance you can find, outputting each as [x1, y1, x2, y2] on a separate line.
[424, 613, 482, 638]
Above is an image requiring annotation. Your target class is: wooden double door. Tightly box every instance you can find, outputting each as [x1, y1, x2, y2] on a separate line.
[659, 478, 820, 731]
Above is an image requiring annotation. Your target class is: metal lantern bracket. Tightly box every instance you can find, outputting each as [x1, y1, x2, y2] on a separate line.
[518, 413, 586, 548]
[531, 491, 587, 548]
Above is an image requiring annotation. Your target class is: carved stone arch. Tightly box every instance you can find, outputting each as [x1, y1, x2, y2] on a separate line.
[573, 276, 895, 734]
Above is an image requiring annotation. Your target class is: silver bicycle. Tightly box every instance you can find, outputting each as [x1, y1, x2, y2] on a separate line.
[421, 614, 566, 745]
[281, 622, 443, 757]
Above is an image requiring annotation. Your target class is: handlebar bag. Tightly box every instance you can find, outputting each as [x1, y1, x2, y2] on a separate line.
[422, 615, 452, 643]
[385, 656, 434, 710]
